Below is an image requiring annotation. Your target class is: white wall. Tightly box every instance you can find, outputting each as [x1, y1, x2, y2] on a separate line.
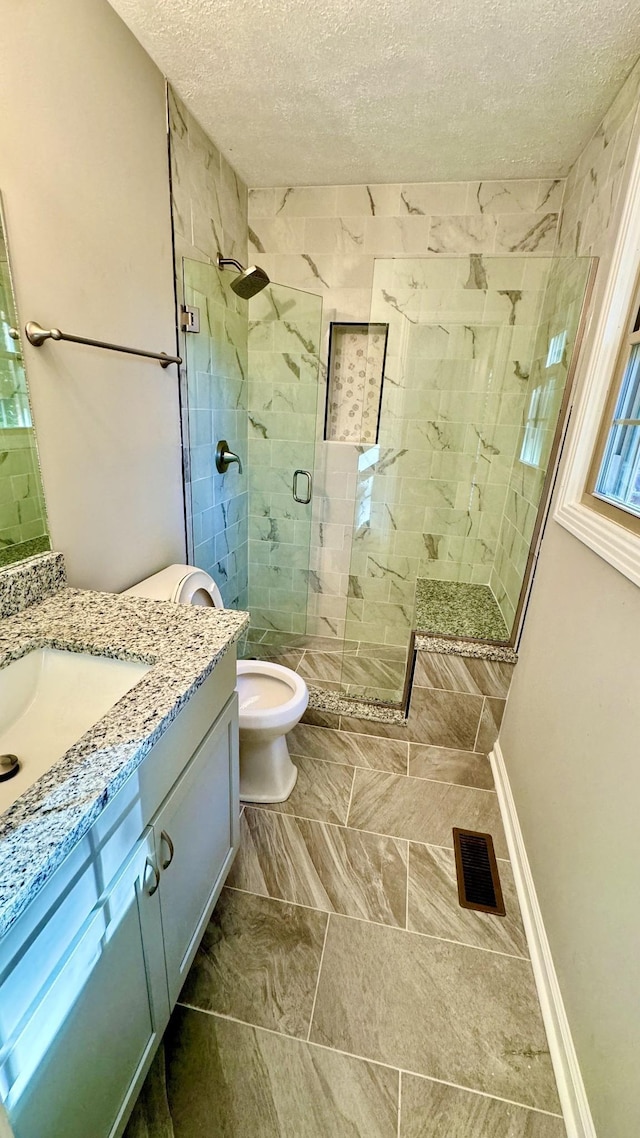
[500, 61, 640, 1138]
[0, 0, 185, 589]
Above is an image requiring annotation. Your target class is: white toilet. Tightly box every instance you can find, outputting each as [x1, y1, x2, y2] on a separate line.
[124, 564, 308, 803]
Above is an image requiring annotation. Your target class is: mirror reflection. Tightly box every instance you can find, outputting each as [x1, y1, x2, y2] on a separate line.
[0, 196, 50, 566]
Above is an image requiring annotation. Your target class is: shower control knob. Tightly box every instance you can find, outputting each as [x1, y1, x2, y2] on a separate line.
[215, 440, 243, 475]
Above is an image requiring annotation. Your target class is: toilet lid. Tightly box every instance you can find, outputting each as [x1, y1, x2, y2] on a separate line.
[174, 568, 224, 607]
[123, 564, 224, 608]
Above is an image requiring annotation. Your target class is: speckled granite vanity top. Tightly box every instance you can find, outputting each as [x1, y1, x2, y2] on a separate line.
[0, 556, 249, 936]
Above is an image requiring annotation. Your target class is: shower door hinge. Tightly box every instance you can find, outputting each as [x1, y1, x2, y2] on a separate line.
[180, 305, 200, 333]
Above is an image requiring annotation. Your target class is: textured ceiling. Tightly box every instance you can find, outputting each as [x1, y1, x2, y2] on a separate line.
[108, 0, 640, 186]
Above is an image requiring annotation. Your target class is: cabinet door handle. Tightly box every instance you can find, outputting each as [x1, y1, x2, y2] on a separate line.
[144, 856, 160, 896]
[160, 830, 175, 870]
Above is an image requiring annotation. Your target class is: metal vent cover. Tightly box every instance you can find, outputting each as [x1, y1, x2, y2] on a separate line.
[453, 827, 506, 916]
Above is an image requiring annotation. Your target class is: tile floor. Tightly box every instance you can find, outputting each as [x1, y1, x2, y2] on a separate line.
[242, 628, 410, 704]
[124, 650, 566, 1137]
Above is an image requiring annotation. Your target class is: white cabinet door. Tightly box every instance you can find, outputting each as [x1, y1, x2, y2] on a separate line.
[155, 694, 239, 1005]
[5, 829, 169, 1138]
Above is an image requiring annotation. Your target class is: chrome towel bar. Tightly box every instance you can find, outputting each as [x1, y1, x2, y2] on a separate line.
[9, 321, 182, 369]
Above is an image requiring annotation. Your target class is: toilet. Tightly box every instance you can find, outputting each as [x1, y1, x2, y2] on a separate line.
[124, 564, 308, 803]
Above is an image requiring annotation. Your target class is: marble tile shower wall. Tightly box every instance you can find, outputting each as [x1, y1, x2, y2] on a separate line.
[557, 58, 640, 260]
[169, 89, 250, 608]
[249, 181, 562, 641]
[352, 255, 552, 644]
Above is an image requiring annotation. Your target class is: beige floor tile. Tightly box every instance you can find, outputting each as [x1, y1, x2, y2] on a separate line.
[256, 753, 354, 825]
[288, 723, 408, 775]
[342, 687, 484, 749]
[297, 651, 343, 683]
[122, 1044, 174, 1138]
[348, 769, 508, 857]
[125, 1008, 398, 1138]
[245, 645, 305, 670]
[413, 652, 483, 693]
[298, 651, 405, 693]
[302, 707, 342, 729]
[356, 643, 408, 661]
[476, 696, 506, 752]
[408, 743, 494, 788]
[340, 654, 407, 691]
[407, 843, 528, 956]
[414, 652, 514, 698]
[345, 682, 405, 702]
[179, 888, 327, 1038]
[400, 1074, 566, 1137]
[465, 658, 515, 699]
[338, 714, 412, 739]
[261, 631, 359, 654]
[310, 915, 559, 1112]
[407, 686, 485, 748]
[228, 808, 408, 927]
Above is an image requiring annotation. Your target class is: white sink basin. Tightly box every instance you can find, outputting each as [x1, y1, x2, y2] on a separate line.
[0, 649, 151, 813]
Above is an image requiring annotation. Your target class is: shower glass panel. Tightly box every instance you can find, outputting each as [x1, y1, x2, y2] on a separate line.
[337, 254, 593, 701]
[245, 282, 323, 650]
[183, 258, 250, 611]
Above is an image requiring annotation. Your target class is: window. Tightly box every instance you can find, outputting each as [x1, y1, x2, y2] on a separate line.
[554, 127, 640, 589]
[583, 282, 640, 536]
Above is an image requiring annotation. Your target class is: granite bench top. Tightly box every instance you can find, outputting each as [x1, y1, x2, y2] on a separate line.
[0, 586, 249, 936]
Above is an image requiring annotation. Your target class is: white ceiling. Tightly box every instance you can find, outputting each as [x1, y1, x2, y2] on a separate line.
[109, 0, 640, 187]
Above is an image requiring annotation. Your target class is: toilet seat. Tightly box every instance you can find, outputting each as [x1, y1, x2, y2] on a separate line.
[236, 660, 308, 731]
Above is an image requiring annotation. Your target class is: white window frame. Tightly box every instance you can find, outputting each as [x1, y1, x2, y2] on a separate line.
[554, 126, 640, 588]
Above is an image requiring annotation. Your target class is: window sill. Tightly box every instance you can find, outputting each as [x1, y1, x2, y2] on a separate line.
[555, 498, 640, 587]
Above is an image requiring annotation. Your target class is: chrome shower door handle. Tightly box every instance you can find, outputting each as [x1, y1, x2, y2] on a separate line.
[293, 469, 312, 505]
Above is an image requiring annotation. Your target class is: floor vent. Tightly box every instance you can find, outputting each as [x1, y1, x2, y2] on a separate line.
[453, 828, 506, 916]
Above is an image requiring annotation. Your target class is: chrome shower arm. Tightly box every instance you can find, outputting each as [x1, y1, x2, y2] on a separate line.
[216, 255, 245, 273]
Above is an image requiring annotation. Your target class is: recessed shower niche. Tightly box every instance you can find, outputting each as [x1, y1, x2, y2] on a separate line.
[324, 321, 388, 443]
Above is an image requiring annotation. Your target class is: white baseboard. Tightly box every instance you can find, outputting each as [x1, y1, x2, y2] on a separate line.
[490, 742, 597, 1138]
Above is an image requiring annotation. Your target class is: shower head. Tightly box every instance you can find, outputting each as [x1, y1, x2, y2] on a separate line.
[216, 255, 270, 299]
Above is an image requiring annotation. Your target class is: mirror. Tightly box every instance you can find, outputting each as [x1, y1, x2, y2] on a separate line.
[0, 194, 50, 567]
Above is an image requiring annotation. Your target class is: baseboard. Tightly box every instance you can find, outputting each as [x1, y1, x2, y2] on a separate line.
[490, 742, 597, 1138]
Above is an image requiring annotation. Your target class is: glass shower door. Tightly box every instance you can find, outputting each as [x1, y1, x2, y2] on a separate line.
[182, 256, 323, 652]
[245, 282, 323, 643]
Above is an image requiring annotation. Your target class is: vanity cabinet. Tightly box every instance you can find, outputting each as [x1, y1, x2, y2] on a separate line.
[7, 830, 169, 1138]
[153, 698, 239, 1006]
[0, 658, 239, 1138]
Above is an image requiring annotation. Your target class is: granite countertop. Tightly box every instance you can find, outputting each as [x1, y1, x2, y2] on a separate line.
[0, 586, 249, 937]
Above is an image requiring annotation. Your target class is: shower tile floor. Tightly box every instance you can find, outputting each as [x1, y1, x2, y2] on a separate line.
[243, 628, 409, 704]
[124, 656, 566, 1138]
[415, 579, 510, 642]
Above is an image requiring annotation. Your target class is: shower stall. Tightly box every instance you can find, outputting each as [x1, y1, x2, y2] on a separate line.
[181, 252, 594, 708]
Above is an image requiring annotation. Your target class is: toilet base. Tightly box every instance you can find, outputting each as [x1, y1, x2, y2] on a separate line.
[239, 731, 298, 803]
